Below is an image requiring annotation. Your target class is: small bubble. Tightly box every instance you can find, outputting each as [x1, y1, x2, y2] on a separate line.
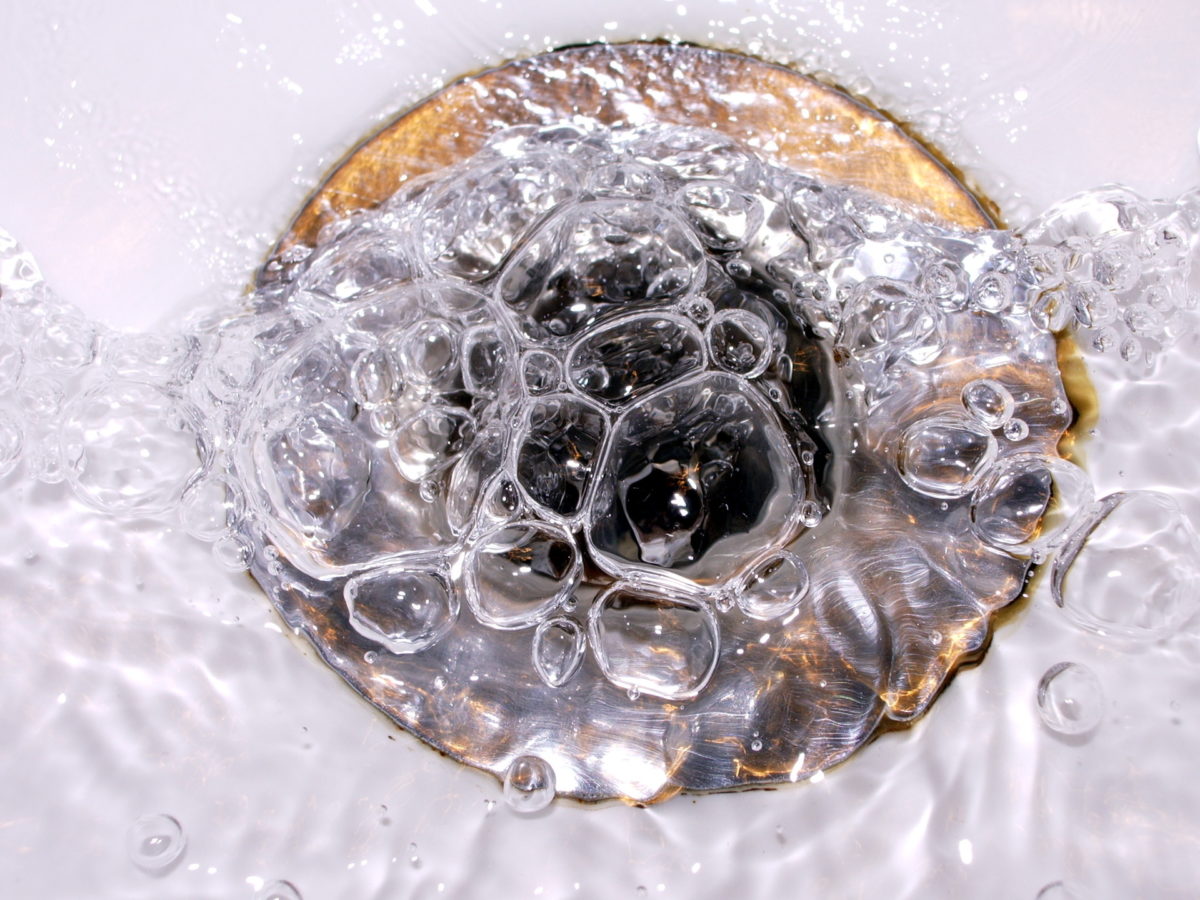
[682, 296, 714, 324]
[799, 499, 822, 528]
[1119, 337, 1142, 363]
[419, 477, 440, 502]
[127, 813, 186, 872]
[503, 755, 556, 813]
[961, 378, 1015, 429]
[971, 271, 1013, 313]
[1002, 418, 1029, 442]
[178, 475, 244, 542]
[1036, 880, 1081, 899]
[256, 880, 302, 900]
[749, 739, 763, 752]
[1037, 662, 1104, 735]
[211, 533, 253, 571]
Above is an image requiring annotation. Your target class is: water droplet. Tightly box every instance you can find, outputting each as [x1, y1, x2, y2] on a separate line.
[919, 260, 966, 310]
[681, 295, 714, 324]
[1119, 337, 1142, 363]
[1052, 491, 1200, 640]
[1093, 239, 1140, 292]
[127, 813, 186, 872]
[1070, 283, 1117, 328]
[1030, 288, 1073, 332]
[1037, 662, 1103, 735]
[503, 755, 556, 813]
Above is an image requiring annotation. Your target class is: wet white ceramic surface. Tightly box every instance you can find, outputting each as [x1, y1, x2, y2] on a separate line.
[1, 2, 1199, 898]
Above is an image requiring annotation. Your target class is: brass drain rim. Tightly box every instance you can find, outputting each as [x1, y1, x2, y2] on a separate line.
[264, 40, 992, 278]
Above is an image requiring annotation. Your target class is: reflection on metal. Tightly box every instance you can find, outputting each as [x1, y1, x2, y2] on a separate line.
[263, 41, 991, 278]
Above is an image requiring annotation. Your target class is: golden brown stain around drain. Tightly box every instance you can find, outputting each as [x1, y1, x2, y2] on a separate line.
[262, 40, 994, 281]
[252, 41, 1093, 803]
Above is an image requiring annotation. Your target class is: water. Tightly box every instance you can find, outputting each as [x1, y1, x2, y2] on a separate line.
[2, 115, 1197, 804]
[4, 10, 1200, 898]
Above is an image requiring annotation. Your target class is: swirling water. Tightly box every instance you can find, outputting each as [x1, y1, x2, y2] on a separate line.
[4, 14, 1200, 900]
[3, 114, 1200, 895]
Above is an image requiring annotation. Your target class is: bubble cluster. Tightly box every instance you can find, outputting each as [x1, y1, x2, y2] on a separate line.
[1019, 186, 1200, 368]
[2, 116, 1199, 804]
